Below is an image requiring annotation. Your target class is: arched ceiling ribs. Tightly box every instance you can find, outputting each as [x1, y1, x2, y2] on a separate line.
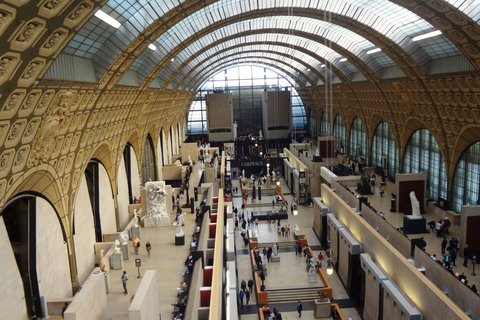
[187, 56, 311, 91]
[169, 44, 333, 92]
[391, 0, 480, 70]
[164, 35, 352, 91]
[173, 50, 318, 91]
[98, 5, 433, 90]
[141, 28, 377, 91]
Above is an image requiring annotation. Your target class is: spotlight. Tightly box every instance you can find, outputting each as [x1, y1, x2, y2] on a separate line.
[326, 260, 334, 276]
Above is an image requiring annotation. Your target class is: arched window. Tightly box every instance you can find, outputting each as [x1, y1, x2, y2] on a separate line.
[333, 114, 345, 149]
[404, 129, 447, 202]
[452, 141, 480, 212]
[142, 135, 156, 183]
[349, 118, 368, 163]
[320, 112, 331, 137]
[372, 122, 398, 181]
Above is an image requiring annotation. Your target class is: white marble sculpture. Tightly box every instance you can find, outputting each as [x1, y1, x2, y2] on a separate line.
[99, 249, 106, 272]
[242, 169, 245, 178]
[175, 222, 184, 236]
[273, 243, 278, 256]
[409, 191, 421, 218]
[315, 148, 320, 156]
[259, 130, 263, 140]
[233, 121, 238, 139]
[114, 240, 121, 252]
[142, 181, 170, 227]
[119, 231, 129, 245]
[188, 155, 193, 167]
[272, 171, 276, 181]
[133, 209, 139, 227]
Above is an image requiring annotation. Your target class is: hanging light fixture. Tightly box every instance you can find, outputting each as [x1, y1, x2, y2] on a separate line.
[326, 259, 334, 275]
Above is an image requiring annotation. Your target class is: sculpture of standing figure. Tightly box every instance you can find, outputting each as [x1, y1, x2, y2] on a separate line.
[259, 130, 263, 140]
[119, 231, 129, 245]
[409, 191, 421, 218]
[233, 121, 238, 139]
[134, 209, 139, 226]
[98, 249, 107, 272]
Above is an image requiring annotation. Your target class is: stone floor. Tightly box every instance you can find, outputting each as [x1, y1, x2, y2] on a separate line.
[48, 153, 478, 319]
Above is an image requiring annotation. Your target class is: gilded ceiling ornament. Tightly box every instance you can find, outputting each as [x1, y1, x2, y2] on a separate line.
[3, 93, 21, 112]
[68, 2, 89, 21]
[29, 92, 71, 166]
[16, 22, 42, 43]
[0, 57, 13, 79]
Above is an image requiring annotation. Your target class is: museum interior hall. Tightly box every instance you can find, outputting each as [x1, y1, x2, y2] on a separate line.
[0, 0, 480, 319]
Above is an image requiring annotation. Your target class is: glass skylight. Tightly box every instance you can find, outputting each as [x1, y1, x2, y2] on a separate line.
[58, 0, 470, 87]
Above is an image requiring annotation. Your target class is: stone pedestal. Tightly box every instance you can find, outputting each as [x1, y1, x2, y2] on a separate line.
[314, 299, 331, 318]
[144, 215, 170, 227]
[110, 251, 123, 270]
[130, 225, 141, 240]
[271, 256, 280, 262]
[175, 234, 185, 245]
[266, 176, 271, 188]
[403, 216, 427, 234]
[308, 272, 317, 283]
[120, 244, 129, 260]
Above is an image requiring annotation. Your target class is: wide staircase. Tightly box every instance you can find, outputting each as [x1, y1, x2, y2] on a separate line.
[267, 287, 325, 303]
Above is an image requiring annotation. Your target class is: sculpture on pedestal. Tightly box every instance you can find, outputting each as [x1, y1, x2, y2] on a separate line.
[315, 148, 320, 157]
[259, 130, 263, 140]
[142, 182, 168, 227]
[409, 191, 421, 218]
[114, 240, 121, 252]
[98, 249, 106, 272]
[133, 209, 139, 227]
[119, 231, 129, 245]
[233, 121, 238, 139]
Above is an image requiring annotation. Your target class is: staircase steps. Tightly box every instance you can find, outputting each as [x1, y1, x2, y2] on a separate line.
[267, 287, 325, 303]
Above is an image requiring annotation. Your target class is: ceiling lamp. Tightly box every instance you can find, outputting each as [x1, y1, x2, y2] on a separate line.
[94, 10, 121, 29]
[326, 260, 334, 276]
[412, 30, 442, 41]
[366, 48, 382, 55]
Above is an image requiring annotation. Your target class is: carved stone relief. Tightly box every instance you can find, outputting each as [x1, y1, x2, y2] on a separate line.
[65, 153, 74, 172]
[75, 149, 84, 168]
[58, 112, 73, 135]
[50, 135, 64, 159]
[0, 121, 10, 147]
[0, 149, 15, 179]
[29, 91, 72, 166]
[11, 145, 30, 173]
[5, 119, 27, 149]
[71, 169, 80, 189]
[39, 0, 69, 18]
[61, 133, 73, 155]
[78, 111, 89, 130]
[18, 58, 46, 87]
[62, 174, 70, 192]
[0, 90, 26, 120]
[87, 91, 100, 109]
[22, 117, 41, 144]
[39, 28, 68, 57]
[34, 90, 55, 115]
[11, 19, 46, 51]
[56, 156, 66, 176]
[0, 5, 15, 38]
[64, 1, 93, 28]
[18, 90, 41, 118]
[80, 129, 89, 148]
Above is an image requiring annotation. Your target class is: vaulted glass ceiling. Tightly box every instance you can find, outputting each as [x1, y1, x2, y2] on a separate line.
[60, 0, 474, 89]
